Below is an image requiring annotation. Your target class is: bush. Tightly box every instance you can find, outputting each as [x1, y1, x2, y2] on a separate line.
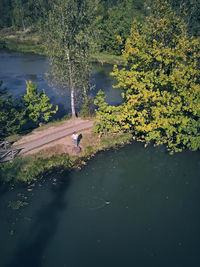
[79, 95, 94, 118]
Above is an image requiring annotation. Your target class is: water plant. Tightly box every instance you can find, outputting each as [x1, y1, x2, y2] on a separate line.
[8, 200, 28, 210]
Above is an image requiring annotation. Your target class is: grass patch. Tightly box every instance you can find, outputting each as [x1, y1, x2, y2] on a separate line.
[0, 37, 45, 55]
[100, 132, 133, 150]
[90, 53, 124, 65]
[0, 28, 124, 65]
[0, 153, 73, 183]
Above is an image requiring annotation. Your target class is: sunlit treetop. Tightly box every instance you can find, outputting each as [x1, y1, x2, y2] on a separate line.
[95, 0, 200, 153]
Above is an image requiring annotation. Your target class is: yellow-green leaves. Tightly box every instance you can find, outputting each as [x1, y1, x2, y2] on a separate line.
[95, 0, 200, 153]
[23, 81, 58, 124]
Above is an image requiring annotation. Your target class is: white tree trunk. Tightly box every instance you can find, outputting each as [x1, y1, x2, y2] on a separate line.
[20, 6, 26, 32]
[67, 52, 76, 119]
[83, 84, 87, 99]
[22, 20, 26, 32]
[70, 86, 76, 119]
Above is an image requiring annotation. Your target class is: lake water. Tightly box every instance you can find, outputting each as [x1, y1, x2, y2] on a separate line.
[0, 144, 200, 267]
[0, 50, 122, 118]
[0, 51, 200, 267]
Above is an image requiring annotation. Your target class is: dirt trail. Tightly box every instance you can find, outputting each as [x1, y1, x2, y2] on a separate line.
[14, 118, 94, 155]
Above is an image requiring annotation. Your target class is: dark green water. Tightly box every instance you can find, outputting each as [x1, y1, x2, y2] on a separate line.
[0, 143, 200, 267]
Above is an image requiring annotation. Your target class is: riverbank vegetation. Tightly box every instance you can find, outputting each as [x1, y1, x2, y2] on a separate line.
[0, 80, 57, 140]
[1, 1, 199, 58]
[0, 131, 132, 183]
[0, 0, 145, 57]
[0, 37, 44, 55]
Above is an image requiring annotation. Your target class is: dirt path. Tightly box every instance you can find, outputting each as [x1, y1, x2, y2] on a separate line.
[14, 118, 94, 155]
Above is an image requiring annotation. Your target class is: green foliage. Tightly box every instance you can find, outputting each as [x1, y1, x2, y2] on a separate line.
[0, 0, 12, 28]
[23, 81, 58, 125]
[79, 95, 94, 118]
[84, 146, 94, 156]
[94, 90, 123, 135]
[43, 0, 99, 118]
[0, 0, 200, 56]
[0, 153, 73, 182]
[95, 0, 145, 55]
[96, 0, 200, 153]
[0, 81, 24, 139]
[168, 0, 200, 37]
[0, 38, 45, 55]
[0, 80, 57, 139]
[100, 132, 133, 149]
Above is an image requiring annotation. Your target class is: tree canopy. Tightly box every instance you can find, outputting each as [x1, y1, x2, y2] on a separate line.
[0, 81, 24, 139]
[43, 0, 99, 118]
[23, 81, 58, 125]
[1, 0, 199, 56]
[95, 0, 145, 55]
[0, 81, 57, 139]
[95, 0, 200, 153]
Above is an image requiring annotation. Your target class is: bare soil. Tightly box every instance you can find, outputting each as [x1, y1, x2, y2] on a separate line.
[14, 118, 97, 157]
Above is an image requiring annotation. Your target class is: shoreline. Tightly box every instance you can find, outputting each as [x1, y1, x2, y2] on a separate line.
[0, 116, 133, 184]
[0, 130, 133, 184]
[0, 36, 124, 66]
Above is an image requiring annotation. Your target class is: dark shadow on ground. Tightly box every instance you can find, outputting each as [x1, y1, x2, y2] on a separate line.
[78, 133, 82, 146]
[6, 169, 71, 267]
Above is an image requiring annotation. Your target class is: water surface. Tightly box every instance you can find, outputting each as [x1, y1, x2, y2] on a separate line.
[0, 50, 122, 118]
[0, 143, 200, 267]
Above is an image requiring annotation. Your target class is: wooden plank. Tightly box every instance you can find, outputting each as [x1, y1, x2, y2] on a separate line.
[0, 148, 21, 163]
[0, 141, 10, 150]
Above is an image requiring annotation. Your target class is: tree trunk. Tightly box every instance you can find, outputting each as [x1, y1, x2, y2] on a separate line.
[70, 84, 76, 119]
[22, 20, 26, 32]
[20, 6, 26, 32]
[83, 84, 87, 99]
[67, 51, 76, 119]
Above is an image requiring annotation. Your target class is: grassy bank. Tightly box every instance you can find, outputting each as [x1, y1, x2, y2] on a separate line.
[0, 37, 124, 65]
[90, 53, 124, 65]
[0, 37, 45, 55]
[0, 28, 45, 54]
[0, 28, 124, 65]
[0, 132, 133, 184]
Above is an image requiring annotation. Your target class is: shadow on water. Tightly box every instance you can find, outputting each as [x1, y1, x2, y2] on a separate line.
[6, 169, 71, 267]
[0, 182, 10, 203]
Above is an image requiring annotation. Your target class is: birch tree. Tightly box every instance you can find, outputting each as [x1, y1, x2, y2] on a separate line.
[43, 0, 98, 119]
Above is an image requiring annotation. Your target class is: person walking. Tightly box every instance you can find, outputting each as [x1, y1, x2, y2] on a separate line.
[72, 131, 79, 147]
